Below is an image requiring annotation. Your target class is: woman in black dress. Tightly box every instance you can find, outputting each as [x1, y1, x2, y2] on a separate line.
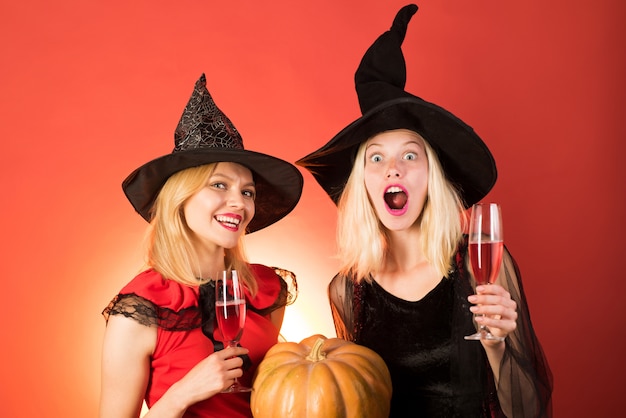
[297, 5, 552, 417]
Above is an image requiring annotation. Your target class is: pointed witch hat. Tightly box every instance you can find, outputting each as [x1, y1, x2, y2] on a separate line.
[296, 4, 496, 207]
[122, 73, 303, 232]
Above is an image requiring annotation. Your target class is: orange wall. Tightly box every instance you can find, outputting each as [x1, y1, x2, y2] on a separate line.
[1, 1, 624, 416]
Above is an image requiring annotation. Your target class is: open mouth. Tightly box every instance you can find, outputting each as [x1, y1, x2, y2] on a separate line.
[215, 215, 241, 229]
[384, 186, 408, 211]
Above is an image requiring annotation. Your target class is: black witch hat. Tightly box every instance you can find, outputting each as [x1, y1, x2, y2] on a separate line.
[296, 4, 496, 207]
[122, 74, 303, 232]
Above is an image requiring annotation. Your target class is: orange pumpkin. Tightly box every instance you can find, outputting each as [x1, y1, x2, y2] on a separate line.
[251, 334, 392, 418]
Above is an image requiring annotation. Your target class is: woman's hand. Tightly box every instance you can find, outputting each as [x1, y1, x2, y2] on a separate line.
[154, 346, 249, 414]
[468, 284, 518, 346]
[180, 346, 249, 402]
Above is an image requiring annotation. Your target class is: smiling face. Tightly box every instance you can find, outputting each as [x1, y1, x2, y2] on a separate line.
[183, 162, 256, 252]
[363, 129, 429, 232]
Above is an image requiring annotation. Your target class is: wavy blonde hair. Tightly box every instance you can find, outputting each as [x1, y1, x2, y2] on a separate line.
[336, 131, 467, 281]
[145, 163, 257, 295]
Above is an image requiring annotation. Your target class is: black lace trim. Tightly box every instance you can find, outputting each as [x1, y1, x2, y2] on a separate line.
[272, 266, 298, 306]
[102, 266, 297, 331]
[102, 293, 202, 331]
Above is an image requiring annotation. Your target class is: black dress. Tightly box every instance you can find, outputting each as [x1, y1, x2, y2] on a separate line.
[328, 238, 553, 417]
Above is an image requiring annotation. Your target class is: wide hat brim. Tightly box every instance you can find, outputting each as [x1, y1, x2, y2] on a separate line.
[123, 148, 303, 233]
[296, 95, 497, 208]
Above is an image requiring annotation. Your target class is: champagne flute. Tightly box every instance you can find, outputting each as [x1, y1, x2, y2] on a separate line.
[464, 203, 506, 342]
[215, 269, 252, 393]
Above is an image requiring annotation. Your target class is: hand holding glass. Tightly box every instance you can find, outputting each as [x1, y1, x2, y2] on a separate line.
[215, 269, 252, 392]
[464, 203, 506, 342]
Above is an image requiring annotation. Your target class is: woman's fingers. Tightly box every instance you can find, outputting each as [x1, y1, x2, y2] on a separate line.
[469, 284, 518, 337]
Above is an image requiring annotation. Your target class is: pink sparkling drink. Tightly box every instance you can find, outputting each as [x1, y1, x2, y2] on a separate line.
[216, 299, 246, 342]
[469, 241, 504, 285]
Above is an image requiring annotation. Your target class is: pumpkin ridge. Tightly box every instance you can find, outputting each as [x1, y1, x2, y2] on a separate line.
[332, 358, 393, 417]
[308, 360, 346, 416]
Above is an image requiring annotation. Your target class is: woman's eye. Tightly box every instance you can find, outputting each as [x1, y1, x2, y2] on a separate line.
[211, 182, 226, 190]
[404, 152, 417, 161]
[243, 190, 256, 199]
[370, 154, 383, 163]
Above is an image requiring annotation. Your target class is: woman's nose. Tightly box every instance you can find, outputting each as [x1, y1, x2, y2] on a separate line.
[386, 161, 401, 178]
[227, 191, 245, 208]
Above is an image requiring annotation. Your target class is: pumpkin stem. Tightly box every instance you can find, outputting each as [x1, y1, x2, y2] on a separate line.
[305, 338, 327, 362]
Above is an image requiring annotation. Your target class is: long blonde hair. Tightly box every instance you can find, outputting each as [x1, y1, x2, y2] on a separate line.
[336, 131, 467, 281]
[145, 163, 257, 294]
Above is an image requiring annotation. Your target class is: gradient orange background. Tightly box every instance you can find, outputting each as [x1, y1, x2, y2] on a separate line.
[1, 1, 624, 416]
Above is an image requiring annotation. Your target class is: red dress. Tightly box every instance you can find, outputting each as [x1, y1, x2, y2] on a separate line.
[103, 264, 292, 417]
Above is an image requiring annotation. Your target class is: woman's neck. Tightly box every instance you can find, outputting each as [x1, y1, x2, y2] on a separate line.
[376, 228, 442, 301]
[384, 227, 426, 272]
[194, 243, 226, 280]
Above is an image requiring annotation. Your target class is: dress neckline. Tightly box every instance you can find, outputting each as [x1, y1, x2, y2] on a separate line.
[369, 275, 447, 304]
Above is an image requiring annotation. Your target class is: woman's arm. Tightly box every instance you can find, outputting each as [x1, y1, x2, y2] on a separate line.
[100, 314, 249, 418]
[142, 346, 247, 418]
[99, 315, 156, 418]
[468, 248, 553, 417]
[328, 273, 354, 341]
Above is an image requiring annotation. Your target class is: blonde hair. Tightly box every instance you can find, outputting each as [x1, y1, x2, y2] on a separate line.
[336, 131, 467, 281]
[145, 163, 257, 294]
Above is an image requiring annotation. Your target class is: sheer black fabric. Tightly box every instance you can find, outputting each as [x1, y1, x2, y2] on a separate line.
[328, 238, 552, 418]
[495, 251, 553, 417]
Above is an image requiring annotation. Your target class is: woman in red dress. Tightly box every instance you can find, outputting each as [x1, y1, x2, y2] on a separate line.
[99, 74, 302, 418]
